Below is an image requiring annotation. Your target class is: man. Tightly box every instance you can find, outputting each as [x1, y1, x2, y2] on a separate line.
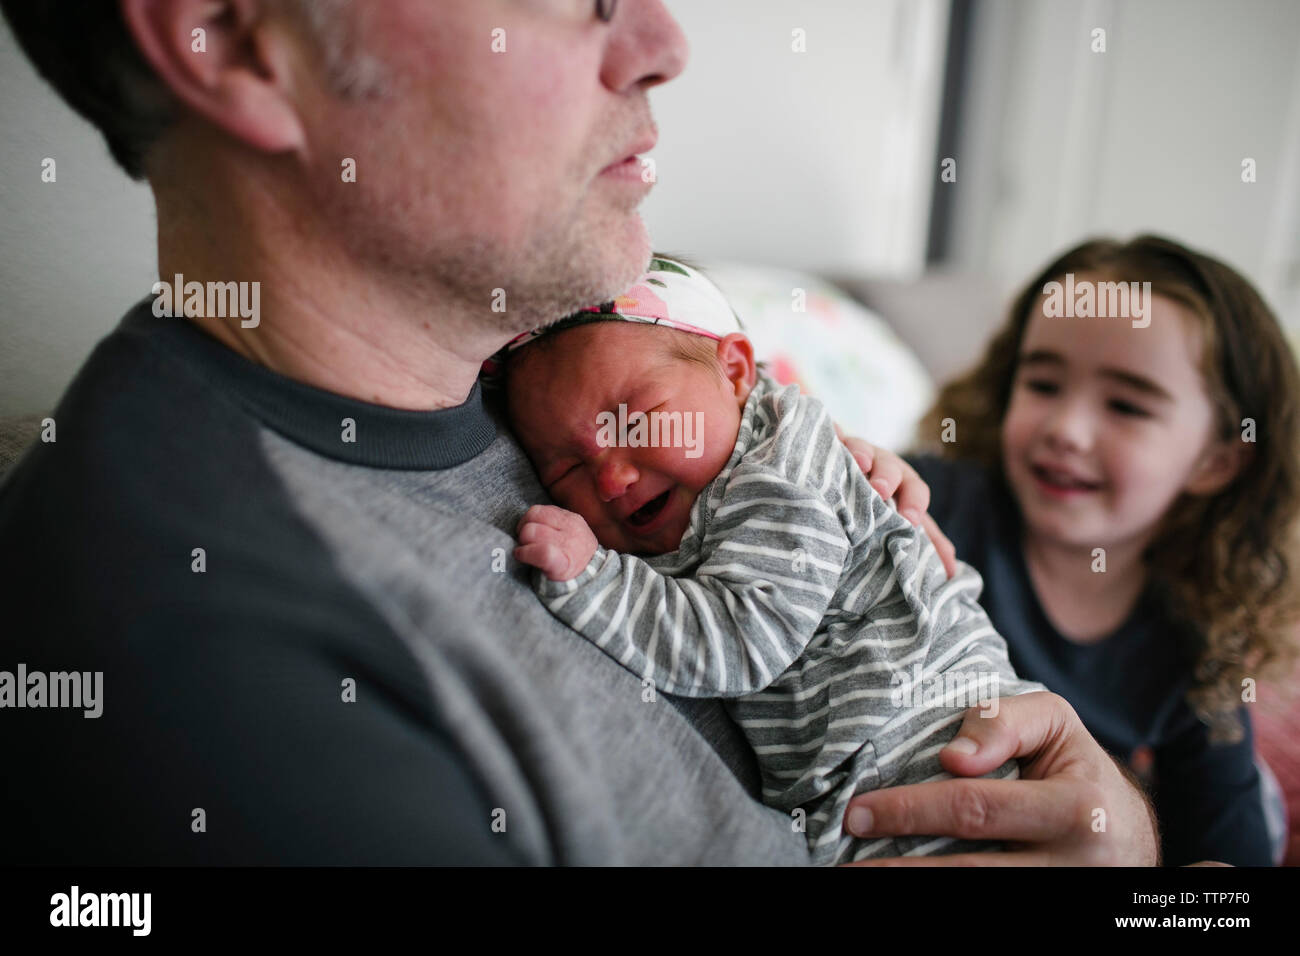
[0, 0, 1156, 864]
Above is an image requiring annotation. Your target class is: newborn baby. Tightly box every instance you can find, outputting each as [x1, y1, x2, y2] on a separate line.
[497, 256, 1045, 864]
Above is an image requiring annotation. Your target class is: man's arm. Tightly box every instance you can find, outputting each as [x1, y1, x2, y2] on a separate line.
[0, 600, 525, 865]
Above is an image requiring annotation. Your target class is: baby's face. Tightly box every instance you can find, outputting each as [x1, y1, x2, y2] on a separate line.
[507, 322, 755, 555]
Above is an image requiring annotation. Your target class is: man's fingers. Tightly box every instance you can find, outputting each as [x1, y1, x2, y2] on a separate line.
[936, 691, 1079, 779]
[891, 459, 931, 525]
[843, 776, 1083, 845]
[921, 514, 957, 580]
[867, 456, 901, 501]
[839, 435, 875, 476]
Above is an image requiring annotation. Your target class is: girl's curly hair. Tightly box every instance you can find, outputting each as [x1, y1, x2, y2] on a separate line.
[916, 234, 1300, 742]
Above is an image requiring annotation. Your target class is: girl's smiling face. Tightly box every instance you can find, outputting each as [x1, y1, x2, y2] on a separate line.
[1000, 274, 1246, 553]
[506, 322, 756, 556]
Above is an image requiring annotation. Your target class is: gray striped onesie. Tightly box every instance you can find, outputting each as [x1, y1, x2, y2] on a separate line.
[534, 371, 1046, 864]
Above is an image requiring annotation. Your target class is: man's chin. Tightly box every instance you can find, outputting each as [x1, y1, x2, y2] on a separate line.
[503, 218, 651, 328]
[590, 223, 653, 302]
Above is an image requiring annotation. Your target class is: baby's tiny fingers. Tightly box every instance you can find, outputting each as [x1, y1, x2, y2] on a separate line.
[517, 520, 554, 546]
[520, 503, 577, 531]
[513, 542, 538, 566]
[515, 542, 575, 582]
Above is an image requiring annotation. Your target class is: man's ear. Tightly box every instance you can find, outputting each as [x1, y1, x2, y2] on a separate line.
[1183, 436, 1253, 496]
[715, 333, 757, 406]
[119, 0, 307, 158]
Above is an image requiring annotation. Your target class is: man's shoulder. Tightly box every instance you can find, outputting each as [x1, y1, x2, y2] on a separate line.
[0, 303, 370, 637]
[4, 307, 278, 540]
[8, 302, 238, 460]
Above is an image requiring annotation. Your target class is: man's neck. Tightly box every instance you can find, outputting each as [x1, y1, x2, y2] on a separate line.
[168, 257, 496, 411]
[151, 151, 511, 412]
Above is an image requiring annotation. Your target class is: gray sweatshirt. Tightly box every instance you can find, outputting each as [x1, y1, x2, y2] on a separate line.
[0, 301, 816, 865]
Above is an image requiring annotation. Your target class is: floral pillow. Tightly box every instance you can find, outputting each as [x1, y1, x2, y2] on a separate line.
[701, 260, 935, 451]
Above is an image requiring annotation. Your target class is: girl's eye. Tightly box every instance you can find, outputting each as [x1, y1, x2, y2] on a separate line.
[1109, 399, 1150, 418]
[1024, 379, 1059, 395]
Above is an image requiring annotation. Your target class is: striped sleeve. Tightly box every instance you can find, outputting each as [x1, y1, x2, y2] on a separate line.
[534, 463, 850, 699]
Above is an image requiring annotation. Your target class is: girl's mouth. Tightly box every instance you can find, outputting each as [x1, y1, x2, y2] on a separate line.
[626, 490, 672, 529]
[1031, 464, 1102, 495]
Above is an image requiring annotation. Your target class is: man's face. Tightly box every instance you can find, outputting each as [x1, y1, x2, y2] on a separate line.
[293, 0, 688, 336]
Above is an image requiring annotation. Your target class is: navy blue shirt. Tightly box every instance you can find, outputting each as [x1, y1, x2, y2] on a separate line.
[908, 453, 1272, 866]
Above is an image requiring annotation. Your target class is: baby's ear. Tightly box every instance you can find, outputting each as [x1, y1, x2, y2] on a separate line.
[1184, 437, 1253, 497]
[716, 333, 757, 402]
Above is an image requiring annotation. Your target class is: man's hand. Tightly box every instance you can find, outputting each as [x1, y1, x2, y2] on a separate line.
[514, 504, 599, 582]
[839, 691, 1161, 866]
[834, 425, 958, 580]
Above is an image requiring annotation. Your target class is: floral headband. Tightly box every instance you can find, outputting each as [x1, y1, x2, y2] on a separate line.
[479, 256, 745, 385]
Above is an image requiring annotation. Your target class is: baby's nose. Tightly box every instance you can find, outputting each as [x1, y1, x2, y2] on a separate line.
[595, 457, 639, 502]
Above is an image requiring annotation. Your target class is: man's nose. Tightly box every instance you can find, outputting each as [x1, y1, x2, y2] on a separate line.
[594, 455, 640, 502]
[601, 0, 690, 92]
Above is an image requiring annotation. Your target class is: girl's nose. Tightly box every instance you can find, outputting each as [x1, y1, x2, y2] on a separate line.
[595, 456, 640, 502]
[1043, 398, 1095, 453]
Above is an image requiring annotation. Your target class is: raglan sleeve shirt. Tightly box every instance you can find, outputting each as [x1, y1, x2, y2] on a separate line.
[533, 382, 853, 699]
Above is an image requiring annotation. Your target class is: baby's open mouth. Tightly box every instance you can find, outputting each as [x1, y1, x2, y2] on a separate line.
[626, 490, 671, 529]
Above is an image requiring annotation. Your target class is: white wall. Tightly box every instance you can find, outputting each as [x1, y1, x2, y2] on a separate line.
[946, 0, 1300, 332]
[647, 0, 949, 276]
[0, 21, 158, 417]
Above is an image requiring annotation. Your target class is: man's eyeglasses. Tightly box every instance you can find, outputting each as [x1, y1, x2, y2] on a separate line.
[596, 0, 618, 23]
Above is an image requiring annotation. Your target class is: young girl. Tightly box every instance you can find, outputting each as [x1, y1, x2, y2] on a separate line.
[906, 234, 1300, 866]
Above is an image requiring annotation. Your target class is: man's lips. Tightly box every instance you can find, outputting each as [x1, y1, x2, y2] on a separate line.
[600, 131, 658, 177]
[599, 156, 648, 181]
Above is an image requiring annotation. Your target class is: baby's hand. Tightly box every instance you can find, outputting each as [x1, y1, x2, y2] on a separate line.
[514, 504, 600, 582]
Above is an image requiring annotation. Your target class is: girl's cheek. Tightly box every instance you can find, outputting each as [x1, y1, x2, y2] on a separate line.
[1000, 401, 1036, 459]
[1101, 437, 1170, 514]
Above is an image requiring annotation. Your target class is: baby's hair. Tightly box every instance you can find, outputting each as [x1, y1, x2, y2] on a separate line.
[662, 328, 730, 383]
[917, 234, 1300, 741]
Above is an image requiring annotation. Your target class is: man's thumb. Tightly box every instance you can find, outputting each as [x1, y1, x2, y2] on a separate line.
[937, 691, 1061, 776]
